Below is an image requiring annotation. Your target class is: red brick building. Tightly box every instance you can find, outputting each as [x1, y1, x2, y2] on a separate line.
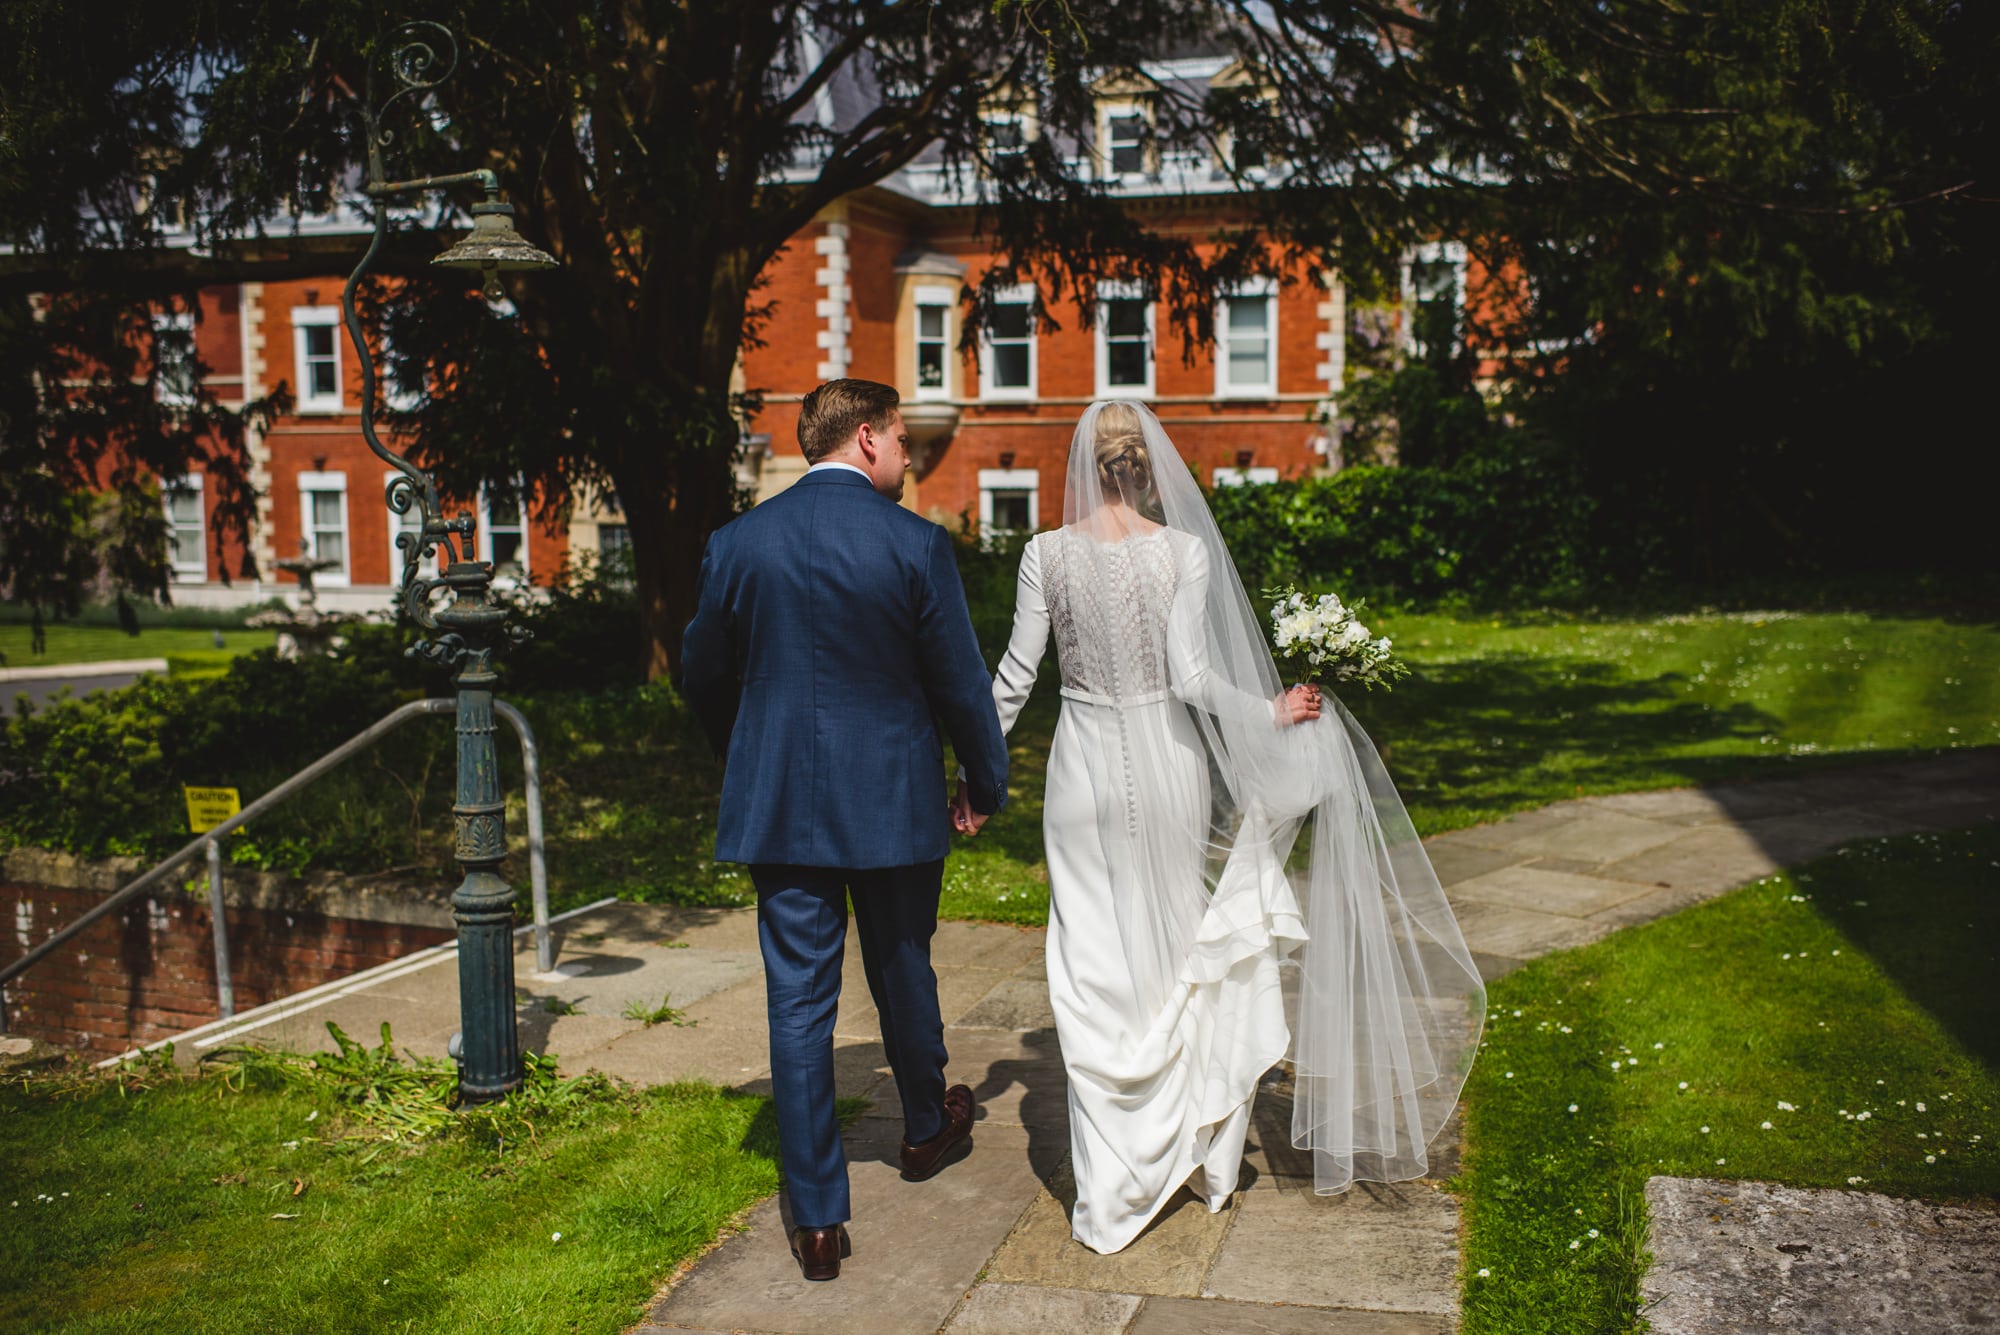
[143, 52, 1491, 607]
[149, 276, 570, 614]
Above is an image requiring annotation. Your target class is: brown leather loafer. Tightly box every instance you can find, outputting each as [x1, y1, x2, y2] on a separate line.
[789, 1223, 851, 1281]
[899, 1083, 975, 1182]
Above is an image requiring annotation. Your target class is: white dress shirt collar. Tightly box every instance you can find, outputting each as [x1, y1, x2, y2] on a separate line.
[806, 460, 871, 482]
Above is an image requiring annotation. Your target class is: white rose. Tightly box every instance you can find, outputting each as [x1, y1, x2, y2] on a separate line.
[1340, 621, 1371, 646]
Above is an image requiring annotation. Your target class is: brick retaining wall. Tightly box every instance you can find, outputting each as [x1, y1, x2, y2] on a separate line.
[1, 878, 454, 1058]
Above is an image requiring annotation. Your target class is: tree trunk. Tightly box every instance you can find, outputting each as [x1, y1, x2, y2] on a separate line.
[631, 495, 713, 684]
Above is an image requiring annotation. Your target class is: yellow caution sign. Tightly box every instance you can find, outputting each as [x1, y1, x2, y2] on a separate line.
[184, 786, 242, 834]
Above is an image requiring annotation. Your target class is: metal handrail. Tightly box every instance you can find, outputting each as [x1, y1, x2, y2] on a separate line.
[0, 696, 554, 1029]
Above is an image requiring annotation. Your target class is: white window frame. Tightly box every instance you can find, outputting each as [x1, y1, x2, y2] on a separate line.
[164, 473, 206, 580]
[291, 306, 344, 414]
[1214, 277, 1278, 398]
[1098, 100, 1153, 180]
[151, 312, 198, 407]
[478, 477, 531, 584]
[982, 113, 1029, 171]
[1401, 241, 1469, 360]
[385, 470, 426, 582]
[297, 470, 350, 587]
[1094, 283, 1155, 399]
[1213, 466, 1281, 487]
[977, 284, 1038, 401]
[977, 468, 1040, 539]
[912, 285, 956, 401]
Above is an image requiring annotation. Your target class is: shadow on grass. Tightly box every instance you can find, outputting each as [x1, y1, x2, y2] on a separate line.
[1348, 655, 1780, 816]
[1807, 822, 2000, 1074]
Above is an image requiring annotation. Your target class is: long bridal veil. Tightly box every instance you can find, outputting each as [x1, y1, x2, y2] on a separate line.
[1052, 400, 1485, 1194]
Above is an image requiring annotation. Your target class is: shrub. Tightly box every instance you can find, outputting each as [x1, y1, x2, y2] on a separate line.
[1206, 451, 1614, 606]
[0, 649, 416, 864]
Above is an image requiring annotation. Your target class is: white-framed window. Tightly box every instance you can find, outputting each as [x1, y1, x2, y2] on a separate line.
[978, 468, 1039, 539]
[982, 115, 1029, 173]
[1100, 103, 1152, 178]
[1095, 284, 1154, 398]
[1213, 466, 1280, 487]
[164, 473, 205, 580]
[297, 470, 350, 586]
[1403, 241, 1468, 362]
[977, 285, 1037, 400]
[385, 471, 424, 582]
[478, 479, 530, 584]
[151, 312, 198, 407]
[596, 522, 634, 588]
[913, 286, 955, 400]
[1215, 278, 1278, 398]
[291, 306, 344, 414]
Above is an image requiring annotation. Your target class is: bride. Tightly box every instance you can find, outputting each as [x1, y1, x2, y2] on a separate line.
[952, 400, 1486, 1254]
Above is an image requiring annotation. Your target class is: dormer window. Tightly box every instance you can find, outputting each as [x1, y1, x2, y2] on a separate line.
[1107, 113, 1147, 176]
[985, 117, 1027, 167]
[1208, 60, 1279, 178]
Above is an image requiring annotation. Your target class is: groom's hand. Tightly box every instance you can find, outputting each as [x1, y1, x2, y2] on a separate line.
[951, 780, 990, 837]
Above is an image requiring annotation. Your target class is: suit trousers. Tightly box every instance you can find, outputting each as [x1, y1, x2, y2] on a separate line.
[751, 860, 950, 1229]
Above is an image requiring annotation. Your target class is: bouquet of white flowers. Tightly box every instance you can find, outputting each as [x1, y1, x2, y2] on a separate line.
[1264, 586, 1410, 691]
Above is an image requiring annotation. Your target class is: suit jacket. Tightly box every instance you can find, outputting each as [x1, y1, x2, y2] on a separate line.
[681, 467, 1009, 869]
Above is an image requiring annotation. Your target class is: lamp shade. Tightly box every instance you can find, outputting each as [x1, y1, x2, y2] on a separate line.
[432, 200, 557, 275]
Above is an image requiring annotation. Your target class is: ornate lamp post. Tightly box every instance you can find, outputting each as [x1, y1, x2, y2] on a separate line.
[341, 23, 557, 1104]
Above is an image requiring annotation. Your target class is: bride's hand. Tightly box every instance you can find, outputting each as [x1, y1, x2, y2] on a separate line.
[1274, 683, 1323, 727]
[950, 779, 989, 836]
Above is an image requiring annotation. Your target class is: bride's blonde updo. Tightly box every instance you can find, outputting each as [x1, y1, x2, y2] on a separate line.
[1093, 402, 1154, 499]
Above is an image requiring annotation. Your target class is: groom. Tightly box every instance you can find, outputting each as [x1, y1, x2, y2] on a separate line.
[680, 379, 1009, 1282]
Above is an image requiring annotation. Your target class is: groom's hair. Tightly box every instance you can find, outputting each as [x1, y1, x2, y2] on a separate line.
[798, 379, 900, 463]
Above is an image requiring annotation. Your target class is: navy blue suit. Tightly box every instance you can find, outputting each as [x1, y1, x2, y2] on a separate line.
[681, 466, 1008, 1227]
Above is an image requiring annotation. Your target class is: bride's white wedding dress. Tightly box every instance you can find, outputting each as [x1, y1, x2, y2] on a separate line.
[991, 529, 1303, 1252]
[984, 403, 1485, 1255]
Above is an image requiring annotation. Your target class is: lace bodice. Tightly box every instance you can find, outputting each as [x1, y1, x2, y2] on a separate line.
[1040, 529, 1183, 697]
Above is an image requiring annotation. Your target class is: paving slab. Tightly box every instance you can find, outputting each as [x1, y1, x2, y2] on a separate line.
[1447, 864, 1656, 918]
[1421, 842, 1528, 888]
[1444, 898, 1610, 959]
[944, 1282, 1143, 1334]
[1585, 883, 1723, 932]
[1203, 1179, 1461, 1315]
[835, 965, 1013, 1039]
[986, 1180, 1235, 1298]
[930, 921, 1047, 972]
[1596, 824, 1786, 892]
[1589, 787, 1744, 826]
[647, 1122, 1045, 1335]
[1129, 1296, 1455, 1334]
[1643, 1176, 2000, 1333]
[1730, 807, 1918, 865]
[954, 976, 1061, 1031]
[517, 945, 763, 1019]
[1485, 809, 1688, 864]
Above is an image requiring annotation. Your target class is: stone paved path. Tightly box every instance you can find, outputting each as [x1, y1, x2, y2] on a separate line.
[1643, 1176, 2000, 1333]
[161, 749, 2000, 1334]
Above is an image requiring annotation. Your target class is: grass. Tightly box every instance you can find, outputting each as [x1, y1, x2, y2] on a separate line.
[938, 607, 2000, 924]
[1455, 822, 2000, 1333]
[622, 994, 695, 1028]
[0, 624, 280, 676]
[8, 604, 1996, 925]
[0, 1034, 781, 1334]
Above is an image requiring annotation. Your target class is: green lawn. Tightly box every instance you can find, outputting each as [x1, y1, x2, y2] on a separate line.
[0, 624, 279, 676]
[1455, 822, 2000, 1334]
[938, 608, 2000, 923]
[6, 607, 1994, 925]
[0, 1043, 779, 1334]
